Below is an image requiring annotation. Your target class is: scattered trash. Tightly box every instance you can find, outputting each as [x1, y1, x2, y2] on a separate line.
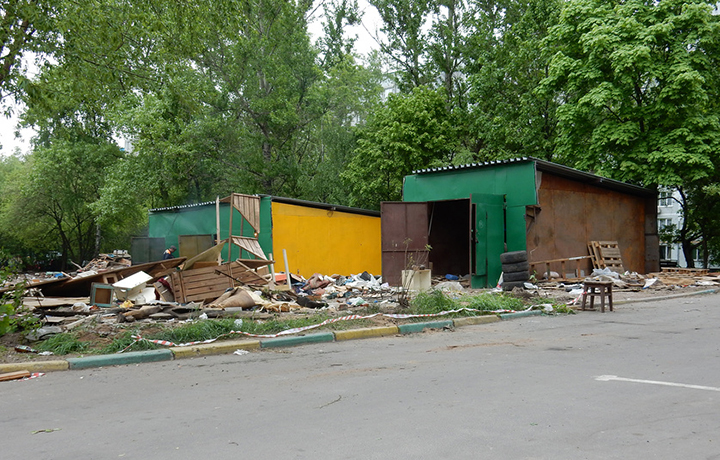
[591, 268, 620, 279]
[31, 428, 60, 434]
[233, 349, 249, 356]
[25, 326, 63, 341]
[435, 281, 464, 292]
[643, 278, 659, 289]
[14, 345, 37, 353]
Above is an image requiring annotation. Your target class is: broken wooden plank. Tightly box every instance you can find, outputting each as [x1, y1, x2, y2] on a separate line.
[0, 370, 31, 382]
[530, 255, 593, 280]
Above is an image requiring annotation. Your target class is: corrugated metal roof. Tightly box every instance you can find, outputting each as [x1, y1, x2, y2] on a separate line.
[149, 201, 216, 212]
[261, 195, 380, 217]
[150, 196, 381, 217]
[412, 157, 655, 197]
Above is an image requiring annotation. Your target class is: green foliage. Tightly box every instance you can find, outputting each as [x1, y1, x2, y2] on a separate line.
[97, 330, 160, 354]
[411, 289, 460, 314]
[544, 302, 576, 315]
[467, 0, 562, 160]
[0, 253, 30, 336]
[0, 138, 122, 266]
[36, 333, 90, 355]
[410, 290, 527, 316]
[152, 318, 238, 344]
[238, 314, 331, 335]
[343, 86, 459, 209]
[464, 292, 525, 312]
[372, 0, 435, 91]
[0, 303, 12, 336]
[541, 0, 720, 187]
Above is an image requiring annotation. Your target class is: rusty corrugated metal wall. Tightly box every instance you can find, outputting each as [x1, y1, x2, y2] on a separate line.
[526, 171, 656, 274]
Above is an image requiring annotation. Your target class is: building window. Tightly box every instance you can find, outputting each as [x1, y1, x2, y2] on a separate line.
[658, 191, 673, 207]
[693, 248, 703, 262]
[659, 245, 670, 260]
[658, 218, 672, 230]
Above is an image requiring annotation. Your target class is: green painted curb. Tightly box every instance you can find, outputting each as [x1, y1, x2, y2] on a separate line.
[334, 326, 399, 341]
[67, 349, 174, 369]
[171, 339, 261, 359]
[499, 310, 543, 320]
[398, 320, 454, 334]
[453, 315, 501, 327]
[260, 332, 335, 348]
[0, 360, 69, 373]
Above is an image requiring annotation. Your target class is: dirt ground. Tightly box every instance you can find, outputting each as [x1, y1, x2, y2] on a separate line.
[2, 281, 716, 366]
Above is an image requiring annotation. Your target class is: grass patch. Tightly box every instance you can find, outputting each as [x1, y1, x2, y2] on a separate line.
[239, 314, 331, 335]
[36, 333, 90, 355]
[410, 290, 461, 314]
[96, 330, 161, 354]
[150, 318, 239, 343]
[464, 292, 525, 312]
[408, 289, 526, 318]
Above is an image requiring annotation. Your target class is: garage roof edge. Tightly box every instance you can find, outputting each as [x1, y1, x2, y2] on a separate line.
[412, 157, 656, 197]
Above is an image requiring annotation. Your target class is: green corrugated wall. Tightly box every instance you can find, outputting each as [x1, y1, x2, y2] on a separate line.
[149, 202, 262, 260]
[403, 162, 539, 288]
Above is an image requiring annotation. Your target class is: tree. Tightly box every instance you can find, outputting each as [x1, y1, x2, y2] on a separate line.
[541, 0, 720, 263]
[0, 0, 57, 106]
[1, 138, 122, 268]
[466, 0, 562, 160]
[371, 0, 436, 91]
[316, 0, 362, 69]
[541, 0, 720, 185]
[343, 85, 458, 209]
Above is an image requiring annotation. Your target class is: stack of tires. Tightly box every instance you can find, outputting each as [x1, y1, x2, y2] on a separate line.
[500, 250, 529, 291]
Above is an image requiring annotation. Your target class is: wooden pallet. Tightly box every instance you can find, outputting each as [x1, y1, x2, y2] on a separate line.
[588, 241, 625, 273]
[660, 267, 709, 276]
[170, 260, 271, 304]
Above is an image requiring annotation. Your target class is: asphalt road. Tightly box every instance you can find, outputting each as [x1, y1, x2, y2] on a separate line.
[3, 293, 720, 459]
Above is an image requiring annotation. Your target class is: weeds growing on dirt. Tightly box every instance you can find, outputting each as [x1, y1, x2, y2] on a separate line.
[97, 331, 160, 354]
[31, 289, 558, 357]
[411, 290, 460, 314]
[463, 292, 525, 312]
[36, 333, 89, 355]
[238, 314, 331, 335]
[410, 290, 526, 316]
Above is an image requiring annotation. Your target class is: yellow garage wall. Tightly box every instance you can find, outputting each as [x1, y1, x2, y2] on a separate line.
[271, 202, 381, 278]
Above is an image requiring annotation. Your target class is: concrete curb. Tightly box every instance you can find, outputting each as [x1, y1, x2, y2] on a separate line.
[334, 326, 399, 341]
[398, 320, 454, 334]
[0, 360, 69, 373]
[260, 332, 335, 348]
[453, 315, 501, 327]
[66, 349, 173, 370]
[171, 339, 261, 359]
[499, 310, 543, 320]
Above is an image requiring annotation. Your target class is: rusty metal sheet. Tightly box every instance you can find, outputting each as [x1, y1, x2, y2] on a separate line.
[526, 173, 649, 274]
[381, 202, 429, 286]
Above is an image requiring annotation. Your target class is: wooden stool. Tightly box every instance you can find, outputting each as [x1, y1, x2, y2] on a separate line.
[581, 281, 613, 312]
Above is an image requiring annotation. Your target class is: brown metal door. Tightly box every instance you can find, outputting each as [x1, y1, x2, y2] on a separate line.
[381, 202, 430, 286]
